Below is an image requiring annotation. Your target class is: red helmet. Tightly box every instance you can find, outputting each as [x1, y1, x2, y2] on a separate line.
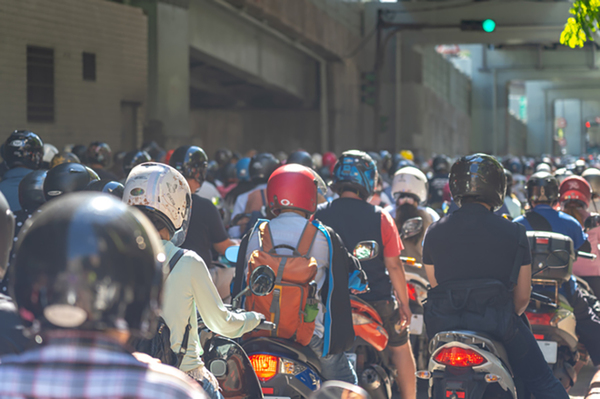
[267, 164, 325, 216]
[559, 175, 592, 209]
[322, 152, 337, 168]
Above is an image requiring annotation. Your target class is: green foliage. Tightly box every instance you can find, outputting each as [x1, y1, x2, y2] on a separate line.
[560, 0, 600, 48]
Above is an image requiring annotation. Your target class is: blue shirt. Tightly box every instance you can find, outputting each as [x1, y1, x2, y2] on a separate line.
[513, 204, 587, 250]
[0, 168, 34, 212]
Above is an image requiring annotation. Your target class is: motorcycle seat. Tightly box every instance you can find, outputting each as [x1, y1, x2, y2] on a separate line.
[430, 330, 512, 374]
[243, 337, 322, 375]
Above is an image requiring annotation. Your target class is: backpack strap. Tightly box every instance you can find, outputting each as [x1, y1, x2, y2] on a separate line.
[524, 211, 553, 232]
[167, 248, 191, 369]
[296, 222, 319, 258]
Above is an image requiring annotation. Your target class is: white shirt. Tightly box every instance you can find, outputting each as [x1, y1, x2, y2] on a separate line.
[196, 181, 222, 209]
[229, 183, 267, 238]
[244, 213, 329, 338]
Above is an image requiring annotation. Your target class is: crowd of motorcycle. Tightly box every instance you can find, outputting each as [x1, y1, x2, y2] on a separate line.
[0, 128, 599, 399]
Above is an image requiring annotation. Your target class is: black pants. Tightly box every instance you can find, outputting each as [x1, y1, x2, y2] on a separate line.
[581, 276, 600, 298]
[566, 285, 600, 366]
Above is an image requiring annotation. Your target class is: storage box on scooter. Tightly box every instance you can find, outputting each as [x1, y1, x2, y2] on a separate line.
[526, 231, 574, 282]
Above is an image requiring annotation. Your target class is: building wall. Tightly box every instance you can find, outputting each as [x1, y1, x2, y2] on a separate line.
[0, 0, 147, 151]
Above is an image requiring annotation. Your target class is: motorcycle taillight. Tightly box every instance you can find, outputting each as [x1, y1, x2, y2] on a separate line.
[525, 311, 553, 326]
[249, 354, 278, 381]
[407, 283, 417, 302]
[434, 347, 487, 367]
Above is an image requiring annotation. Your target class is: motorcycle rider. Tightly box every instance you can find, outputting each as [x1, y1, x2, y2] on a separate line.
[122, 149, 152, 180]
[123, 163, 263, 399]
[169, 146, 236, 265]
[513, 171, 600, 392]
[233, 163, 367, 383]
[43, 163, 100, 201]
[314, 150, 416, 399]
[0, 192, 208, 399]
[582, 167, 600, 213]
[229, 153, 280, 238]
[428, 155, 450, 215]
[0, 130, 44, 212]
[385, 166, 439, 268]
[423, 154, 568, 398]
[85, 142, 119, 181]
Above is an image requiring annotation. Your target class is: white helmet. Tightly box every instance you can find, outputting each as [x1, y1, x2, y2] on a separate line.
[123, 162, 191, 246]
[391, 166, 428, 205]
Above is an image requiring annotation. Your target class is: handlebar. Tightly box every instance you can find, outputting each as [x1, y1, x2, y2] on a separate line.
[578, 251, 596, 260]
[531, 291, 553, 304]
[256, 320, 276, 331]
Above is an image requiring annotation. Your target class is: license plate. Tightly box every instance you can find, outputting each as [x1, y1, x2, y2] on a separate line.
[410, 314, 424, 335]
[345, 353, 357, 370]
[537, 340, 558, 364]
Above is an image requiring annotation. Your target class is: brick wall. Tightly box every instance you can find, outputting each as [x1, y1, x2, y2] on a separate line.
[0, 0, 147, 152]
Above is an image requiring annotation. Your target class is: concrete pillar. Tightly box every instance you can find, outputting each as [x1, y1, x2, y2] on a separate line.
[132, 0, 190, 148]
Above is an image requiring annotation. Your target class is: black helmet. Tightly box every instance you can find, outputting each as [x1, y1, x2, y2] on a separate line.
[50, 152, 80, 169]
[433, 155, 451, 174]
[526, 171, 559, 204]
[70, 145, 87, 164]
[249, 153, 280, 183]
[379, 150, 393, 173]
[450, 153, 506, 211]
[215, 148, 233, 167]
[122, 150, 151, 177]
[205, 160, 218, 184]
[331, 150, 378, 200]
[0, 192, 15, 280]
[287, 151, 314, 169]
[504, 169, 513, 195]
[85, 180, 125, 199]
[86, 142, 112, 168]
[3, 130, 44, 170]
[222, 162, 237, 183]
[169, 146, 208, 184]
[44, 163, 100, 201]
[11, 192, 165, 334]
[18, 170, 48, 214]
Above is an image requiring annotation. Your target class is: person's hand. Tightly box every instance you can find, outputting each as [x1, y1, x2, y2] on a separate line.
[351, 288, 367, 295]
[399, 301, 412, 328]
[132, 352, 161, 364]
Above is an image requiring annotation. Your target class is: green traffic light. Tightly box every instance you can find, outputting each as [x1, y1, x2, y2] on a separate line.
[482, 19, 496, 33]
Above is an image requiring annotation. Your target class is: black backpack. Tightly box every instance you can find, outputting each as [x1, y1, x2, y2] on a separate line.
[132, 248, 191, 368]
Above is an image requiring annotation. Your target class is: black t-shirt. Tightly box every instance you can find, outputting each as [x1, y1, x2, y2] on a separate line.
[428, 174, 449, 204]
[93, 167, 119, 182]
[423, 203, 531, 286]
[181, 194, 229, 265]
[0, 293, 33, 355]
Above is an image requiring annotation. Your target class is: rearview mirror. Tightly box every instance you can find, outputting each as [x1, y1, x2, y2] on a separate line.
[353, 241, 379, 261]
[401, 217, 424, 240]
[249, 265, 276, 296]
[224, 245, 240, 263]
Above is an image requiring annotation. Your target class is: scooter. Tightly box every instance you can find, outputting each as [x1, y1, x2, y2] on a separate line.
[524, 230, 595, 390]
[238, 241, 381, 399]
[201, 265, 278, 399]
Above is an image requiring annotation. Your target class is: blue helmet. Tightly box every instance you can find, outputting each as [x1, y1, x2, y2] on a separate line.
[236, 157, 251, 182]
[331, 150, 378, 200]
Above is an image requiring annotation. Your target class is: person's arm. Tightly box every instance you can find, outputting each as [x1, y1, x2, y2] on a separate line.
[385, 256, 412, 325]
[513, 264, 532, 315]
[424, 264, 438, 288]
[189, 254, 262, 337]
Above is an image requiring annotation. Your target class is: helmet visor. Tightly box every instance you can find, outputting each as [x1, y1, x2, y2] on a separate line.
[310, 169, 328, 197]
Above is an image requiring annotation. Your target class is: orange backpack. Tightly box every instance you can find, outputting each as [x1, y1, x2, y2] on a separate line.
[244, 221, 319, 345]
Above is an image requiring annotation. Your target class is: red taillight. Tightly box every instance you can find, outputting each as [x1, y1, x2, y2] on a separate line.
[526, 312, 553, 326]
[249, 354, 278, 381]
[407, 283, 417, 302]
[446, 391, 466, 399]
[434, 347, 486, 367]
[536, 238, 549, 245]
[533, 334, 545, 340]
[262, 387, 274, 395]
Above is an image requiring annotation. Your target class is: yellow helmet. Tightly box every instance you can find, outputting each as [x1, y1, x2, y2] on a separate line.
[400, 150, 414, 161]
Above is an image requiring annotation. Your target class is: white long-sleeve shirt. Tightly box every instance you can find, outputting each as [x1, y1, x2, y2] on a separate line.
[161, 240, 262, 372]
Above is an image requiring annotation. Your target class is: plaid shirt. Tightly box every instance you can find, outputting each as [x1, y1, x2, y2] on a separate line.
[0, 331, 207, 399]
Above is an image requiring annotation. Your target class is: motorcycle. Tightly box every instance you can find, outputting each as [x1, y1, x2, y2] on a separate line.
[200, 265, 278, 399]
[524, 230, 595, 390]
[417, 231, 596, 399]
[237, 241, 381, 399]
